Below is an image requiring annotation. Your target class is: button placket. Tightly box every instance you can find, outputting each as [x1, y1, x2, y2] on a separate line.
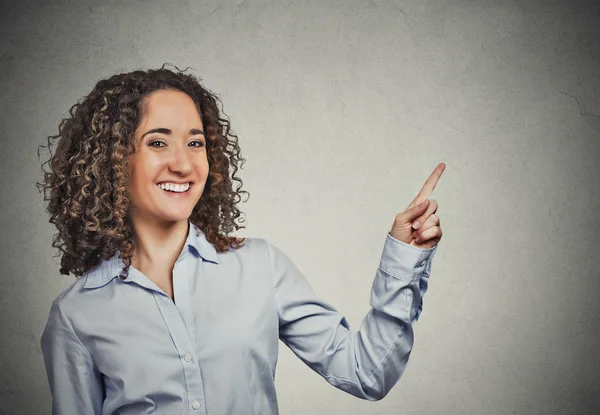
[153, 292, 206, 414]
[173, 256, 208, 413]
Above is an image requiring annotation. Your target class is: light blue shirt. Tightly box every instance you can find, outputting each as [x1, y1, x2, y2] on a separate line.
[40, 220, 438, 414]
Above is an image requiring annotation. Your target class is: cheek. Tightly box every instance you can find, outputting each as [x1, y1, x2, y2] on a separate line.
[195, 157, 210, 175]
[129, 158, 162, 191]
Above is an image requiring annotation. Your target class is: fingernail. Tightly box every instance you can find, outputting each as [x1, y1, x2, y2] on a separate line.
[413, 221, 420, 229]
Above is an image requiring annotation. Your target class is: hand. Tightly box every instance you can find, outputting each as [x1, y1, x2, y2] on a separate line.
[389, 162, 445, 249]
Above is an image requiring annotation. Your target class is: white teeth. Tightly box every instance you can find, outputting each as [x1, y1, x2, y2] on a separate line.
[157, 182, 190, 192]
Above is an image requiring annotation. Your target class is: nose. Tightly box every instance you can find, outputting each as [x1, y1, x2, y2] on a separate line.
[168, 143, 193, 176]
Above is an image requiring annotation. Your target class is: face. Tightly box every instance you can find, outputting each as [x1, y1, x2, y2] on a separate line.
[127, 89, 209, 227]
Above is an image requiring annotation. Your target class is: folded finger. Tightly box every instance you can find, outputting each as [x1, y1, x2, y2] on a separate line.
[412, 200, 439, 229]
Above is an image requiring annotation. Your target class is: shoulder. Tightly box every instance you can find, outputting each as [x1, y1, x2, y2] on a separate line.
[222, 236, 293, 265]
[45, 275, 91, 321]
[216, 236, 298, 281]
[41, 276, 92, 346]
[235, 236, 269, 250]
[222, 236, 270, 258]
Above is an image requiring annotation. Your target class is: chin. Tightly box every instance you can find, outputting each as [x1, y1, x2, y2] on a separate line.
[147, 208, 193, 224]
[160, 213, 193, 223]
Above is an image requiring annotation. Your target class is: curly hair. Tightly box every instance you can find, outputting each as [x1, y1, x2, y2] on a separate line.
[37, 64, 249, 279]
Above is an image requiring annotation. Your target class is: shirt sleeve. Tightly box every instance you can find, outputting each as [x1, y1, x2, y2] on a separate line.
[40, 298, 104, 414]
[267, 232, 438, 401]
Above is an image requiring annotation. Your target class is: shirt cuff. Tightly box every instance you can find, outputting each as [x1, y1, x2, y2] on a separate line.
[378, 232, 438, 283]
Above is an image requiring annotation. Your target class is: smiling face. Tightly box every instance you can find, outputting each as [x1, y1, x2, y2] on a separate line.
[127, 89, 209, 227]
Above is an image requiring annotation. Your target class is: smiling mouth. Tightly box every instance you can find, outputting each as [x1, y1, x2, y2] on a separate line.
[156, 183, 193, 193]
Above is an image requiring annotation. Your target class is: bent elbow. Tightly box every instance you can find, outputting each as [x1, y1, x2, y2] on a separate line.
[359, 380, 395, 402]
[363, 392, 386, 402]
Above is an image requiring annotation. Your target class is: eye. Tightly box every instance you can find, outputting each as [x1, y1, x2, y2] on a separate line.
[189, 140, 206, 147]
[148, 140, 166, 147]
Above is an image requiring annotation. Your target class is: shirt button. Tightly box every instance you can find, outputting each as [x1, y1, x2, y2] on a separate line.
[184, 353, 193, 362]
[192, 401, 201, 410]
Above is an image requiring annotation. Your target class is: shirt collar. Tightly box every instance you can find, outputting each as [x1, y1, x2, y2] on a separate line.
[82, 220, 219, 289]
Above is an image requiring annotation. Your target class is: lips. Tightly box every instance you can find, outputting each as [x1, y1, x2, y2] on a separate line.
[156, 182, 193, 195]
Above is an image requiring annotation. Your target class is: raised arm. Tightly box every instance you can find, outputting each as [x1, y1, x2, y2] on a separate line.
[40, 299, 104, 414]
[267, 233, 438, 401]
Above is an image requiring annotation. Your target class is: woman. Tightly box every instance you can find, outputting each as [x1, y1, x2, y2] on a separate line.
[38, 65, 444, 415]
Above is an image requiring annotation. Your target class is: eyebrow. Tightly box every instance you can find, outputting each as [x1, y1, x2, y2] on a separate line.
[140, 128, 205, 139]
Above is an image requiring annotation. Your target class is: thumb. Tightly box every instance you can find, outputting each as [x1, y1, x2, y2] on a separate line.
[404, 199, 429, 223]
[389, 199, 430, 244]
[396, 199, 430, 227]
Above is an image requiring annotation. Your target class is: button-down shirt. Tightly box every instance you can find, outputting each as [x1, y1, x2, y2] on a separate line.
[40, 219, 438, 414]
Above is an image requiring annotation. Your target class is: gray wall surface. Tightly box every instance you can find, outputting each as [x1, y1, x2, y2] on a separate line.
[1, 0, 599, 414]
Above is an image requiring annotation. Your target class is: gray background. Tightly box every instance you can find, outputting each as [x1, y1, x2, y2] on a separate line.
[1, 0, 599, 414]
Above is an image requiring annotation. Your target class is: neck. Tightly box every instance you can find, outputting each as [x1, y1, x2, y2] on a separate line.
[128, 213, 190, 271]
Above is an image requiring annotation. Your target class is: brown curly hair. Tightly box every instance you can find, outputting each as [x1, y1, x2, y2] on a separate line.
[37, 64, 249, 279]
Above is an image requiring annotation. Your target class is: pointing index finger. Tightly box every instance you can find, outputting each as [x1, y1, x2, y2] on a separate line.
[412, 162, 446, 205]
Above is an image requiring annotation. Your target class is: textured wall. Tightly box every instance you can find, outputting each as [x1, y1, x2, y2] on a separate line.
[1, 0, 599, 414]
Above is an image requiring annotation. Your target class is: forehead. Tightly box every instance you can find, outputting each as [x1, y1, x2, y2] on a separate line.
[138, 89, 203, 128]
